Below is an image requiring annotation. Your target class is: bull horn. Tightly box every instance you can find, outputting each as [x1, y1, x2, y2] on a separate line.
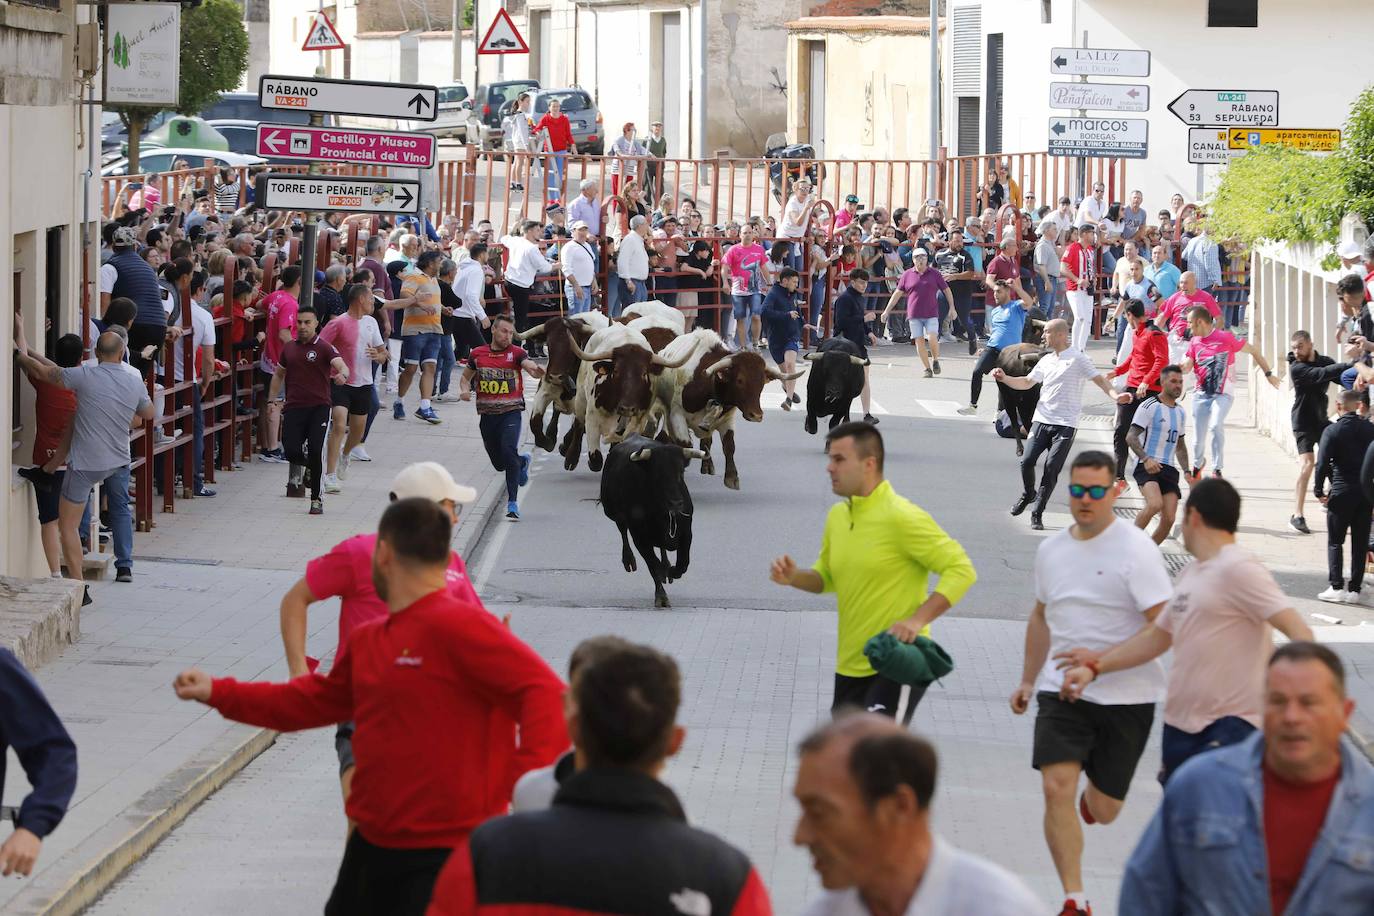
[766, 365, 806, 381]
[630, 447, 653, 462]
[516, 322, 548, 341]
[569, 338, 615, 363]
[707, 354, 739, 375]
[804, 351, 823, 361]
[651, 349, 693, 369]
[681, 448, 707, 460]
[848, 355, 870, 366]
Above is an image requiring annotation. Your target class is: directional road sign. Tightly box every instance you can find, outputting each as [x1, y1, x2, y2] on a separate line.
[1227, 128, 1341, 152]
[1188, 128, 1247, 166]
[478, 7, 528, 55]
[1049, 82, 1149, 113]
[1049, 47, 1150, 78]
[301, 10, 345, 52]
[258, 75, 438, 123]
[255, 173, 422, 215]
[1168, 90, 1278, 128]
[1047, 117, 1148, 159]
[256, 124, 436, 168]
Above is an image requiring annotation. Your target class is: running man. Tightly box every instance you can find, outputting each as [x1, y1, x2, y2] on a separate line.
[268, 308, 347, 514]
[995, 318, 1131, 530]
[770, 421, 976, 723]
[1179, 306, 1279, 479]
[318, 283, 388, 494]
[173, 497, 568, 916]
[460, 314, 545, 520]
[1126, 366, 1192, 544]
[279, 462, 482, 828]
[1109, 300, 1169, 487]
[1286, 330, 1349, 535]
[958, 280, 1028, 416]
[1008, 450, 1172, 916]
[394, 250, 445, 425]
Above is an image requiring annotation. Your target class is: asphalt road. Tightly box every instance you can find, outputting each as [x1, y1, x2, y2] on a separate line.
[87, 339, 1162, 916]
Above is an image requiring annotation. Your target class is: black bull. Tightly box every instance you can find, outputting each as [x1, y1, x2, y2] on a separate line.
[801, 338, 870, 434]
[600, 435, 705, 608]
[994, 343, 1048, 457]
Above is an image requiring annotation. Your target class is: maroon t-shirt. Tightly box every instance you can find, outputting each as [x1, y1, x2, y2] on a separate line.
[280, 338, 340, 410]
[987, 253, 1019, 283]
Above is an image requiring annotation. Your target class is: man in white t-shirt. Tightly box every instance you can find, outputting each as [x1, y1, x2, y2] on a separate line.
[995, 319, 1130, 530]
[170, 273, 218, 498]
[794, 714, 1041, 916]
[1075, 182, 1107, 229]
[1008, 449, 1173, 916]
[318, 283, 388, 491]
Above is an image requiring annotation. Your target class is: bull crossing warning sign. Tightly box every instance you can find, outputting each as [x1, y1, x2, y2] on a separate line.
[1228, 128, 1341, 152]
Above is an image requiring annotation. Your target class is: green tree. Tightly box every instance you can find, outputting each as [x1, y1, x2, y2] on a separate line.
[1336, 85, 1374, 229]
[109, 0, 250, 175]
[1208, 145, 1345, 248]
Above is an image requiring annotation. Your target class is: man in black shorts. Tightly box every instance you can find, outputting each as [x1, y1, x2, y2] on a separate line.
[319, 284, 389, 493]
[1009, 450, 1172, 916]
[268, 309, 348, 514]
[1287, 329, 1350, 535]
[1126, 365, 1192, 544]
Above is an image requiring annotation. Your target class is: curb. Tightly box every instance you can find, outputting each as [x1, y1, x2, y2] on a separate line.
[19, 469, 513, 916]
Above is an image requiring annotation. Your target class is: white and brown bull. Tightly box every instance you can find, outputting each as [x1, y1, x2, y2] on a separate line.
[615, 300, 688, 335]
[652, 329, 804, 490]
[626, 313, 681, 354]
[563, 323, 691, 472]
[518, 312, 610, 452]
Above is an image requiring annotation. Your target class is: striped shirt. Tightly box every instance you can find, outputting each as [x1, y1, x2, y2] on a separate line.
[214, 180, 241, 214]
[1132, 397, 1187, 468]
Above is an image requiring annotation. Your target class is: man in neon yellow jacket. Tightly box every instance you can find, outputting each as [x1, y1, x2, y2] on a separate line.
[771, 420, 976, 724]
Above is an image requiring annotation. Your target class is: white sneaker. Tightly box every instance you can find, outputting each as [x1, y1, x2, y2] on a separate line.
[434, 392, 457, 403]
[338, 451, 351, 480]
[1343, 590, 1373, 606]
[1318, 586, 1350, 603]
[349, 445, 373, 462]
[322, 474, 342, 494]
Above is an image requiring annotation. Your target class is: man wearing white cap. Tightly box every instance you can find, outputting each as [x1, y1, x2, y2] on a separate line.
[277, 461, 483, 823]
[561, 220, 600, 315]
[1337, 239, 1364, 278]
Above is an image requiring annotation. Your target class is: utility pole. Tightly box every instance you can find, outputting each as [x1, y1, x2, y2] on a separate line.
[928, 0, 939, 197]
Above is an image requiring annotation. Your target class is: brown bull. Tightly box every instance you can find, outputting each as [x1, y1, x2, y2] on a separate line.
[519, 316, 603, 452]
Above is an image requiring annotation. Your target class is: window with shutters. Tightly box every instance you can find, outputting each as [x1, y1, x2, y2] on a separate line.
[950, 5, 981, 97]
[1207, 0, 1257, 27]
[957, 97, 979, 156]
[984, 33, 1003, 153]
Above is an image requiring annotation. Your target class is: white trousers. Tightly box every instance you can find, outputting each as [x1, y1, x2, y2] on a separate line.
[1068, 290, 1094, 353]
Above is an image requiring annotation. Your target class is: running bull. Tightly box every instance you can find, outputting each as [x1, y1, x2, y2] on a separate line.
[801, 337, 869, 434]
[518, 312, 609, 453]
[600, 434, 705, 608]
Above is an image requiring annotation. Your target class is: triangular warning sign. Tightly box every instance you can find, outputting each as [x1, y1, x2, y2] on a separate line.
[301, 10, 346, 52]
[477, 8, 528, 55]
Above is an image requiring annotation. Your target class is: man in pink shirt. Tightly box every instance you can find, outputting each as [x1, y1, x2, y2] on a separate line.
[1059, 477, 1312, 784]
[258, 265, 303, 462]
[1156, 271, 1221, 363]
[278, 461, 483, 822]
[1180, 307, 1278, 479]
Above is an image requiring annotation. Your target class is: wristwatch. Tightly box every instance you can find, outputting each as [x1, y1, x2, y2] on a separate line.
[1264, 369, 1273, 378]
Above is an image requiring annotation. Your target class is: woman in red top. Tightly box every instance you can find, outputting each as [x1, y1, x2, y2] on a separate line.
[1110, 298, 1170, 484]
[19, 333, 82, 576]
[534, 98, 573, 202]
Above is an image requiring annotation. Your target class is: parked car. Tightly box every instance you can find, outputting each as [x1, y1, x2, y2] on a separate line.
[472, 79, 539, 151]
[102, 92, 317, 152]
[101, 147, 266, 177]
[427, 83, 476, 142]
[525, 88, 603, 156]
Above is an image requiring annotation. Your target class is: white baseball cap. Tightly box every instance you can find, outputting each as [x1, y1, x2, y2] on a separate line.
[1339, 240, 1363, 260]
[389, 462, 477, 505]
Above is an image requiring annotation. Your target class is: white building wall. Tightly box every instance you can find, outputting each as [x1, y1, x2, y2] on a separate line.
[947, 0, 1365, 203]
[267, 0, 354, 79]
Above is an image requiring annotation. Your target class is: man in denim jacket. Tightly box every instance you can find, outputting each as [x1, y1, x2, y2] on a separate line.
[1120, 642, 1374, 915]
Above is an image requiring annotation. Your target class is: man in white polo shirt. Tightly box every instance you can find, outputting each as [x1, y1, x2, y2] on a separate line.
[995, 318, 1130, 530]
[560, 220, 599, 315]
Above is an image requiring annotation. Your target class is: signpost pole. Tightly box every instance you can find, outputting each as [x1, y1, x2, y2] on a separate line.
[298, 64, 326, 315]
[1074, 29, 1087, 203]
[497, 0, 505, 80]
[1196, 163, 1204, 202]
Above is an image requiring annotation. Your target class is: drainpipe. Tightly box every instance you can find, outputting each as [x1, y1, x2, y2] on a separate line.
[696, 0, 706, 160]
[928, 0, 939, 195]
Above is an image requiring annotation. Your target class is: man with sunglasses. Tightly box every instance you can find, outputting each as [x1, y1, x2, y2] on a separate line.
[995, 319, 1132, 530]
[1009, 450, 1173, 916]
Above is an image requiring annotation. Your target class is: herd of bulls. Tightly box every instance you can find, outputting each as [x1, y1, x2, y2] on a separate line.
[516, 301, 862, 607]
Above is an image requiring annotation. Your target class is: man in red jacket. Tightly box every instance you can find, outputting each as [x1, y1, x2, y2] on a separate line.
[1110, 299, 1170, 488]
[426, 638, 773, 916]
[173, 497, 569, 916]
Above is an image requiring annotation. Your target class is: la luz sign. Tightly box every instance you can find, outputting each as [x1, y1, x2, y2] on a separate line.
[1049, 47, 1150, 78]
[258, 74, 438, 122]
[256, 124, 436, 168]
[256, 174, 422, 215]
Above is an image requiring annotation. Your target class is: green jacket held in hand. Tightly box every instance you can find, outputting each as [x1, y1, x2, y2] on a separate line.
[863, 633, 954, 687]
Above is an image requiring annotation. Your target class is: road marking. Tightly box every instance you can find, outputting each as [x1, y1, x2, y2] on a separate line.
[914, 399, 982, 421]
[759, 391, 888, 414]
[473, 460, 538, 594]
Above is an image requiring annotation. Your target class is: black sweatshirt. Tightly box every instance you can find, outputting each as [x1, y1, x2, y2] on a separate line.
[1314, 413, 1374, 502]
[1287, 351, 1349, 433]
[0, 648, 77, 838]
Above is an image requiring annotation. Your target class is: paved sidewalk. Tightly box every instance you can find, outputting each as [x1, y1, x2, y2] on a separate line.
[1, 397, 511, 916]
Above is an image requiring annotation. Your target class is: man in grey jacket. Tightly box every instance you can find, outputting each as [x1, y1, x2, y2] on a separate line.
[1120, 641, 1374, 916]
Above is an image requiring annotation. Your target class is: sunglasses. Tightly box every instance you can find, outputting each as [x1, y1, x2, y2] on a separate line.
[1068, 484, 1111, 500]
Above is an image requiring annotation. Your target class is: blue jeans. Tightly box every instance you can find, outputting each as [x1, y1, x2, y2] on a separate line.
[731, 293, 762, 320]
[1191, 391, 1234, 472]
[565, 281, 592, 314]
[362, 363, 381, 442]
[190, 385, 205, 489]
[103, 465, 134, 571]
[622, 278, 648, 307]
[1342, 365, 1362, 391]
[1033, 274, 1061, 318]
[479, 410, 523, 501]
[1160, 716, 1256, 785]
[546, 151, 567, 199]
[437, 333, 456, 395]
[809, 276, 826, 330]
[607, 268, 622, 317]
